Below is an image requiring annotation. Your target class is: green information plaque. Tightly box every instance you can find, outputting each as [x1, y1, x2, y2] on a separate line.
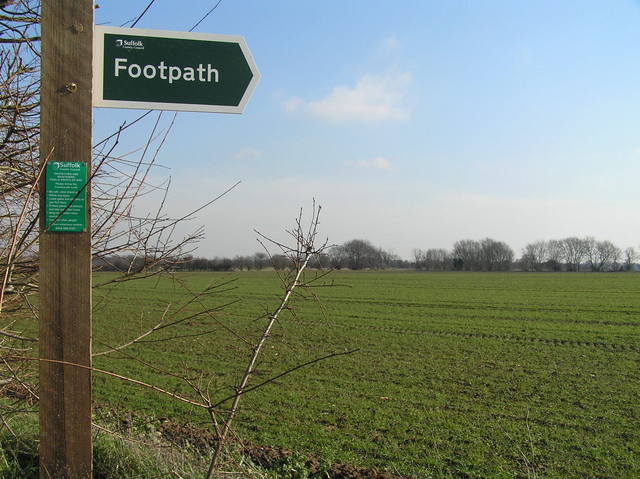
[44, 161, 87, 232]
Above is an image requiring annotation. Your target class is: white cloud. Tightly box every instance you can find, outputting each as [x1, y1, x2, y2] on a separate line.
[378, 35, 401, 56]
[233, 148, 263, 162]
[283, 97, 303, 113]
[284, 72, 411, 122]
[347, 156, 393, 170]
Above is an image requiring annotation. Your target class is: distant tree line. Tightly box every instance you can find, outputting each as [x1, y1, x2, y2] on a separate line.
[415, 237, 637, 272]
[94, 252, 322, 272]
[326, 239, 410, 270]
[93, 237, 639, 273]
[519, 237, 637, 272]
[412, 238, 516, 271]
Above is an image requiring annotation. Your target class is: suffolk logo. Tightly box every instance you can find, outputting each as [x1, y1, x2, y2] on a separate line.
[115, 39, 144, 50]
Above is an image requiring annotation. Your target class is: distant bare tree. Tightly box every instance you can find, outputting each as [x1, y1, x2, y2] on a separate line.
[585, 236, 598, 272]
[330, 239, 386, 269]
[413, 248, 426, 269]
[414, 248, 450, 270]
[585, 238, 620, 272]
[427, 248, 450, 270]
[609, 243, 622, 271]
[596, 240, 621, 272]
[546, 239, 565, 271]
[452, 239, 482, 271]
[452, 238, 513, 271]
[252, 251, 269, 270]
[379, 248, 402, 268]
[521, 240, 548, 271]
[623, 247, 637, 271]
[561, 237, 589, 272]
[479, 238, 514, 271]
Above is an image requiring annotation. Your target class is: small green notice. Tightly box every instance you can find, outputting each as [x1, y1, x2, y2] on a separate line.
[45, 161, 87, 232]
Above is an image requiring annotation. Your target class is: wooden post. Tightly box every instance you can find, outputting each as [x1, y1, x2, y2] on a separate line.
[39, 1, 93, 478]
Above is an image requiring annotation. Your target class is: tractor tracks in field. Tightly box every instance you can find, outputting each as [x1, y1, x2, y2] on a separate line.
[292, 319, 640, 353]
[342, 311, 640, 328]
[321, 297, 640, 322]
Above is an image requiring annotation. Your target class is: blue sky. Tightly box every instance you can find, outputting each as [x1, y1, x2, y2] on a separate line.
[94, 1, 640, 259]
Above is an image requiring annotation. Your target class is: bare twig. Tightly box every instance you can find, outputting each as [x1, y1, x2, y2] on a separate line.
[207, 203, 331, 476]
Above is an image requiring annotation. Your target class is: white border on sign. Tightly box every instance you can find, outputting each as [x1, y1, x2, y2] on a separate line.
[93, 26, 261, 114]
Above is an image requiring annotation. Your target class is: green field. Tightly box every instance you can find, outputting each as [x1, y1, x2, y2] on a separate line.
[89, 271, 640, 478]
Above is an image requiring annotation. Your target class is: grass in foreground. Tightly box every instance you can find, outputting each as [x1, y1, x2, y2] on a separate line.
[0, 406, 280, 479]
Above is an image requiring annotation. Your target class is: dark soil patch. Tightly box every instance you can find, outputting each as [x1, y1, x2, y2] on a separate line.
[158, 418, 405, 479]
[244, 444, 399, 479]
[159, 418, 217, 451]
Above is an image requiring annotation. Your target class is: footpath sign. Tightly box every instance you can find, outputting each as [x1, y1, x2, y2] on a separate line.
[93, 26, 260, 113]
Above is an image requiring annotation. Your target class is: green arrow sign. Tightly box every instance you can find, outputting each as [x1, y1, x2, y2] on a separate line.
[93, 26, 260, 113]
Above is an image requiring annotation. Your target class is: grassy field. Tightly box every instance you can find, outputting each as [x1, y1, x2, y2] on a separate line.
[86, 271, 639, 478]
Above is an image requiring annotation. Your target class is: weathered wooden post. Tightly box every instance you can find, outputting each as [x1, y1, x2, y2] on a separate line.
[39, 1, 93, 477]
